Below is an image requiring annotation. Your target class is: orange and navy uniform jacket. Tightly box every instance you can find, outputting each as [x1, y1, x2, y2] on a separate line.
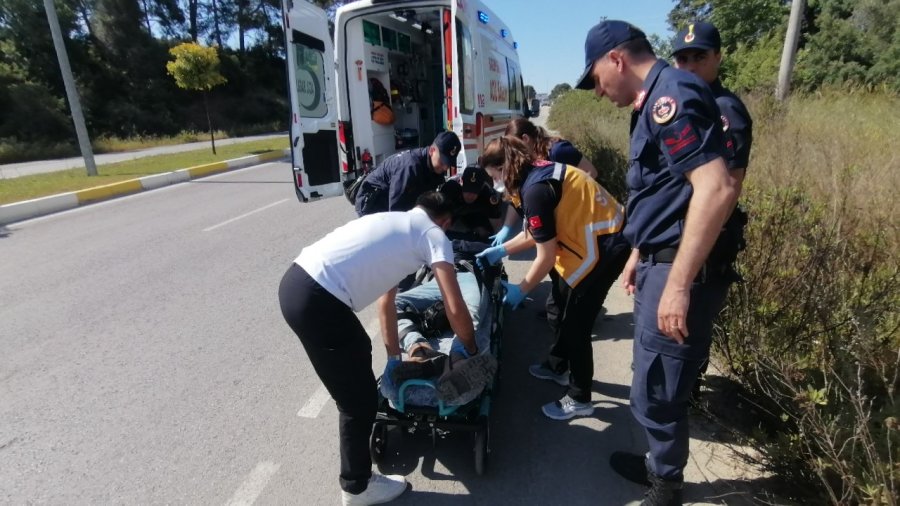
[510, 162, 624, 288]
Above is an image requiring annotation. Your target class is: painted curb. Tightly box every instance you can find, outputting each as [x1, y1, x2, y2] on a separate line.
[0, 148, 289, 226]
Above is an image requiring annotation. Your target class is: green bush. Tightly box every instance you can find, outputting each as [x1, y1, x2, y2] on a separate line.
[550, 91, 900, 504]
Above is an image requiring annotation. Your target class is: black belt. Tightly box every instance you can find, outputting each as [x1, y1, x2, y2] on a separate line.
[640, 247, 678, 264]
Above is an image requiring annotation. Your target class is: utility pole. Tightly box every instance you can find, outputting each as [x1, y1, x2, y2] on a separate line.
[776, 0, 805, 101]
[43, 0, 97, 176]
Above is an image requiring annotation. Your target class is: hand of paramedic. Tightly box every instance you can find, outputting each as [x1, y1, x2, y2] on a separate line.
[504, 238, 556, 309]
[491, 206, 519, 247]
[476, 245, 507, 268]
[432, 261, 477, 354]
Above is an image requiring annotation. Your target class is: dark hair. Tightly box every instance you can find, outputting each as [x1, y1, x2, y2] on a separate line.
[481, 136, 534, 197]
[416, 191, 456, 220]
[504, 118, 559, 160]
[616, 37, 655, 59]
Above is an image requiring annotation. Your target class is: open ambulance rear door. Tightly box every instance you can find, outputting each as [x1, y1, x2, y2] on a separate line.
[283, 0, 342, 202]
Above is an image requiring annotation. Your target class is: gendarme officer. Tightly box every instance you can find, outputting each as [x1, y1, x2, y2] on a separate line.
[574, 20, 742, 506]
[672, 20, 753, 392]
[355, 131, 461, 216]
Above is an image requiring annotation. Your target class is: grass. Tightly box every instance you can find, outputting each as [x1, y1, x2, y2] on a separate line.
[0, 138, 288, 205]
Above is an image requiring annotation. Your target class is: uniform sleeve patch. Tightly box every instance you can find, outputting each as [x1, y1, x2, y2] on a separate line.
[652, 96, 678, 124]
[661, 117, 701, 163]
[528, 216, 543, 229]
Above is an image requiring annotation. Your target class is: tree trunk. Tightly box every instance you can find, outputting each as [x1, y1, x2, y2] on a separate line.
[141, 0, 152, 33]
[204, 92, 216, 155]
[212, 0, 223, 47]
[189, 0, 198, 41]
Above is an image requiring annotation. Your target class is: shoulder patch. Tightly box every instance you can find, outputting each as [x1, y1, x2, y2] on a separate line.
[661, 117, 701, 164]
[652, 96, 677, 124]
[528, 215, 543, 230]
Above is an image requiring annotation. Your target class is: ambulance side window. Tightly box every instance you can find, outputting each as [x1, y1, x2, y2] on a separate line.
[292, 31, 328, 119]
[456, 19, 475, 114]
[506, 59, 521, 111]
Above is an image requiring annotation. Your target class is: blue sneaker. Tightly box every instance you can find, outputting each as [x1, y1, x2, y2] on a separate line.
[528, 363, 569, 386]
[541, 395, 594, 420]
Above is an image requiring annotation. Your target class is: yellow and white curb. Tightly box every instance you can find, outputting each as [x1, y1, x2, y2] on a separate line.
[0, 149, 288, 225]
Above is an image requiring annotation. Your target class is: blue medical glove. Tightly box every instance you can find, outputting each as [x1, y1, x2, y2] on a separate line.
[382, 356, 401, 390]
[450, 338, 477, 359]
[475, 245, 507, 268]
[489, 225, 512, 247]
[501, 281, 526, 309]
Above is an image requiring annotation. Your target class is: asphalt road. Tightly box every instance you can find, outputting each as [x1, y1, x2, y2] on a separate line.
[1, 159, 760, 504]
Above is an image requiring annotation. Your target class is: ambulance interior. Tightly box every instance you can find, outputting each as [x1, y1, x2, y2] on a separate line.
[343, 8, 447, 166]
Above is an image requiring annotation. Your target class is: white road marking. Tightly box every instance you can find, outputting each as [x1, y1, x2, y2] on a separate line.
[224, 461, 280, 506]
[297, 386, 331, 418]
[296, 317, 382, 418]
[203, 199, 289, 232]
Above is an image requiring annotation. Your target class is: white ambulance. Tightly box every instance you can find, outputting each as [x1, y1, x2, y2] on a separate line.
[282, 0, 532, 202]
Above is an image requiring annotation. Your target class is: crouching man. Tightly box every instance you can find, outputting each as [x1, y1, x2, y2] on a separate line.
[278, 192, 476, 506]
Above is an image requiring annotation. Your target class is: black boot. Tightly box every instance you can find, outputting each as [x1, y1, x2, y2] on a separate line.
[641, 473, 683, 506]
[609, 451, 651, 487]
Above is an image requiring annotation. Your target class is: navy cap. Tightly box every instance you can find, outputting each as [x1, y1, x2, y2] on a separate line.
[672, 21, 721, 54]
[460, 166, 491, 194]
[433, 131, 461, 167]
[576, 20, 647, 90]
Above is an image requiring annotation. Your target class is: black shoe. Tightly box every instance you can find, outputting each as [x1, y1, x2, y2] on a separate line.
[610, 451, 651, 487]
[641, 474, 683, 506]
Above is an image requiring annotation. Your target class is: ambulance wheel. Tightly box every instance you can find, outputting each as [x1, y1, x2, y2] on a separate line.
[370, 423, 388, 464]
[474, 425, 489, 475]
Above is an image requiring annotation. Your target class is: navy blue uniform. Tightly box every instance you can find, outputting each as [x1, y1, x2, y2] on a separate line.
[627, 60, 734, 482]
[354, 148, 445, 216]
[711, 80, 752, 170]
[439, 174, 503, 239]
[548, 139, 583, 167]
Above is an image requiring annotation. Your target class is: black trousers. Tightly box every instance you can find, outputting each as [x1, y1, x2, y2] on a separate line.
[278, 263, 376, 494]
[547, 233, 630, 402]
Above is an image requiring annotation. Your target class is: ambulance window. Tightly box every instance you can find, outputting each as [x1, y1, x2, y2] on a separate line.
[456, 19, 475, 114]
[293, 38, 328, 118]
[507, 59, 521, 110]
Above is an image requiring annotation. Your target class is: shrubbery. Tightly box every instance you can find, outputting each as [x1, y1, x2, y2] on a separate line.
[549, 89, 900, 504]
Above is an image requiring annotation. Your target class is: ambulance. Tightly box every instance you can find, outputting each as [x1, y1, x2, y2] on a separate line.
[282, 0, 531, 202]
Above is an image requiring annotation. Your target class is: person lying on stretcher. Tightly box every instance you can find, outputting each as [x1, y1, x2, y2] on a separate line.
[382, 168, 501, 404]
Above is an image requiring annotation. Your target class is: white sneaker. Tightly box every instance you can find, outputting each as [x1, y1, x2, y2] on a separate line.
[341, 473, 407, 505]
[541, 395, 594, 420]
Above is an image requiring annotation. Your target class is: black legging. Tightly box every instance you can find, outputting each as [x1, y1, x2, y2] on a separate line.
[278, 263, 376, 494]
[546, 232, 630, 402]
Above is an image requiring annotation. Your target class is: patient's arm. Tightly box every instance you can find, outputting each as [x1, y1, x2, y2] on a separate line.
[432, 261, 477, 354]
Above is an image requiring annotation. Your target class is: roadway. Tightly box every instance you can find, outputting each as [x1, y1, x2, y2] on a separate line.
[1, 158, 759, 504]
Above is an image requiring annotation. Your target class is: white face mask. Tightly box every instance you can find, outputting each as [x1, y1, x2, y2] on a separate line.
[493, 180, 506, 193]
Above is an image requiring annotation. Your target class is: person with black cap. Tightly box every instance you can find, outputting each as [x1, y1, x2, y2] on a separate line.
[355, 131, 462, 216]
[672, 21, 753, 398]
[574, 19, 742, 506]
[438, 165, 504, 240]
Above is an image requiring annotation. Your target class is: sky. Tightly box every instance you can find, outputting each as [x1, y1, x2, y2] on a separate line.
[485, 0, 675, 93]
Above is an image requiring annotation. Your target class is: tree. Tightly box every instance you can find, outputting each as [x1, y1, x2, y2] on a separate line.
[549, 82, 572, 101]
[166, 42, 227, 153]
[648, 33, 674, 59]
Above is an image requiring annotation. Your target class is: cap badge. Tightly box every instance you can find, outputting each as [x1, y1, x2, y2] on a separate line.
[469, 171, 477, 182]
[652, 96, 677, 124]
[450, 145, 459, 157]
[684, 24, 695, 43]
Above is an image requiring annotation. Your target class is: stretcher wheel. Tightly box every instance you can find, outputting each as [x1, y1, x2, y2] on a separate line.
[370, 423, 388, 464]
[474, 425, 489, 475]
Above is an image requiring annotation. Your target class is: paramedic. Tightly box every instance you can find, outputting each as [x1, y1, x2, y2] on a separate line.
[278, 191, 476, 506]
[491, 119, 599, 247]
[355, 131, 462, 216]
[476, 136, 629, 421]
[573, 20, 741, 505]
[501, 118, 604, 331]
